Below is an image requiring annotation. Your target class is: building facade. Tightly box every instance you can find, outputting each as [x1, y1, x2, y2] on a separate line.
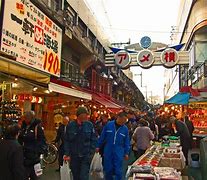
[0, 0, 144, 138]
[176, 0, 207, 89]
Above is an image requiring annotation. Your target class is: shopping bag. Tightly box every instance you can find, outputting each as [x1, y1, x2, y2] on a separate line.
[34, 163, 43, 177]
[90, 153, 103, 172]
[90, 171, 104, 180]
[60, 162, 73, 180]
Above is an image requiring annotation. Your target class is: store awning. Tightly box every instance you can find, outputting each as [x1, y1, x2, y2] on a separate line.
[92, 93, 122, 109]
[165, 92, 190, 105]
[48, 82, 92, 100]
[0, 55, 50, 84]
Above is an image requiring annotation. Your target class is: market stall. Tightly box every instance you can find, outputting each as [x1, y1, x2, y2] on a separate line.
[127, 137, 185, 179]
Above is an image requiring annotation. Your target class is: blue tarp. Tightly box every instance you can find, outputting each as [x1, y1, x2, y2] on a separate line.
[165, 92, 190, 105]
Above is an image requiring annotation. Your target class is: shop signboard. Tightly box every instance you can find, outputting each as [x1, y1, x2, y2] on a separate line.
[161, 48, 179, 68]
[137, 49, 154, 68]
[0, 0, 62, 77]
[114, 50, 131, 68]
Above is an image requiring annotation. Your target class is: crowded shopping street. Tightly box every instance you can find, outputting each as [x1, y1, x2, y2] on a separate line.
[0, 0, 207, 180]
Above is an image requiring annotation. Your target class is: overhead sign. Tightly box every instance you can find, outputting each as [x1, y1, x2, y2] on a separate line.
[106, 49, 189, 68]
[114, 50, 131, 68]
[161, 48, 179, 68]
[0, 0, 62, 77]
[137, 49, 154, 68]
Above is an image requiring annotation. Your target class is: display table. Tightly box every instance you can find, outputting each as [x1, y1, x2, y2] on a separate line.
[127, 144, 185, 179]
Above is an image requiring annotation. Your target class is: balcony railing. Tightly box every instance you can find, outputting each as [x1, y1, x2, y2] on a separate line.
[187, 61, 207, 86]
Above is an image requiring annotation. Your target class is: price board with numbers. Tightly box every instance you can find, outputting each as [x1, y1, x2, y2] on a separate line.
[0, 0, 62, 76]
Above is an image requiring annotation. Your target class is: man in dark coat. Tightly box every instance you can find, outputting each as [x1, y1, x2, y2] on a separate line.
[64, 107, 97, 180]
[0, 124, 24, 180]
[184, 116, 194, 149]
[19, 111, 47, 180]
[171, 116, 191, 165]
[54, 116, 70, 170]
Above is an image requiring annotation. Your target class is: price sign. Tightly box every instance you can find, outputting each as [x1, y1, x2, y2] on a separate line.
[0, 0, 62, 77]
[43, 50, 60, 75]
[114, 50, 131, 68]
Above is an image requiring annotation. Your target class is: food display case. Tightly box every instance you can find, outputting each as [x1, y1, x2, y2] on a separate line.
[188, 104, 207, 137]
[127, 141, 184, 180]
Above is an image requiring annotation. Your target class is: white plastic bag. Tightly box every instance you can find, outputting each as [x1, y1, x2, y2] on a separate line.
[90, 153, 103, 172]
[60, 162, 73, 180]
[34, 163, 43, 177]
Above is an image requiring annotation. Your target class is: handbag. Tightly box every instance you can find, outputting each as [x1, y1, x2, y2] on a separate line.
[60, 162, 73, 180]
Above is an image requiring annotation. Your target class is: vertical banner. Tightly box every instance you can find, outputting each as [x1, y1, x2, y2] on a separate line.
[0, 0, 62, 77]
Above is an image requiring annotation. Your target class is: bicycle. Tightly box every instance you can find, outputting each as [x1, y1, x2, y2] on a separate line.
[42, 142, 58, 164]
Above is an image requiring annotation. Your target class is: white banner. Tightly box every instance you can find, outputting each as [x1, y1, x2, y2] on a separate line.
[0, 0, 62, 76]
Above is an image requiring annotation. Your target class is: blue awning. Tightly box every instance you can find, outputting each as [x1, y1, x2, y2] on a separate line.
[165, 92, 190, 105]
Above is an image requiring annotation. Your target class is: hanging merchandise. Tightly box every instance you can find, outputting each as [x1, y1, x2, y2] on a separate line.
[0, 100, 22, 137]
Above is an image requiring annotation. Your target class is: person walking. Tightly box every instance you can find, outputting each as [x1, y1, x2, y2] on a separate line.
[132, 118, 154, 159]
[170, 116, 191, 165]
[18, 111, 47, 180]
[64, 107, 97, 180]
[54, 116, 70, 171]
[96, 112, 130, 180]
[184, 116, 194, 149]
[0, 124, 24, 180]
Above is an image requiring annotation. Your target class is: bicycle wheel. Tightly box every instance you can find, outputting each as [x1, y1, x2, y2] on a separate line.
[43, 143, 58, 164]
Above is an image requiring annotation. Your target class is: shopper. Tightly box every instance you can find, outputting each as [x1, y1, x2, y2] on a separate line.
[64, 107, 97, 180]
[0, 124, 24, 180]
[96, 112, 130, 180]
[184, 116, 194, 149]
[170, 116, 191, 165]
[19, 111, 47, 180]
[95, 114, 109, 136]
[54, 116, 70, 171]
[132, 118, 154, 159]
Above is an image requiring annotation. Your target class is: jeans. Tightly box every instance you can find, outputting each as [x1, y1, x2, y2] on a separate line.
[70, 156, 91, 180]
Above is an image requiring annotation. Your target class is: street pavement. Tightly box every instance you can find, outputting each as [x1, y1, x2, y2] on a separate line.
[40, 151, 136, 180]
[40, 162, 60, 180]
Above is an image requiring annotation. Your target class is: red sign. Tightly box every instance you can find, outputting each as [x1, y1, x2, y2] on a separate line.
[137, 50, 154, 68]
[161, 48, 179, 67]
[114, 50, 131, 68]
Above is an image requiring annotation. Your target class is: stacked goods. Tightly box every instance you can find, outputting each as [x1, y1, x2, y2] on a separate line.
[163, 147, 181, 158]
[136, 146, 163, 167]
[154, 167, 181, 180]
[133, 173, 156, 180]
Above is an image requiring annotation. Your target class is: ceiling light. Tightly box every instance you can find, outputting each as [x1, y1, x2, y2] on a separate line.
[33, 87, 38, 91]
[45, 90, 50, 94]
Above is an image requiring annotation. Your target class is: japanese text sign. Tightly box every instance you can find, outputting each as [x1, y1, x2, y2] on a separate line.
[137, 50, 154, 68]
[161, 48, 179, 68]
[114, 50, 131, 68]
[0, 0, 62, 76]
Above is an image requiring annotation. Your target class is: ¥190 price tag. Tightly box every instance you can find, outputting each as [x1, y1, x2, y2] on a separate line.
[43, 50, 60, 75]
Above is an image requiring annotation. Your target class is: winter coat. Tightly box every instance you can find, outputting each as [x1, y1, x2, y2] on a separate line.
[18, 119, 47, 167]
[0, 139, 24, 180]
[175, 120, 191, 149]
[64, 121, 97, 158]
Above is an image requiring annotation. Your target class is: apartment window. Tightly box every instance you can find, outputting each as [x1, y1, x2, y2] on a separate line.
[195, 41, 207, 63]
[46, 0, 62, 11]
[61, 59, 80, 82]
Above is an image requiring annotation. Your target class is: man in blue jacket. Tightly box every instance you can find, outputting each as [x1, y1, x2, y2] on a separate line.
[96, 112, 130, 180]
[64, 107, 97, 180]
